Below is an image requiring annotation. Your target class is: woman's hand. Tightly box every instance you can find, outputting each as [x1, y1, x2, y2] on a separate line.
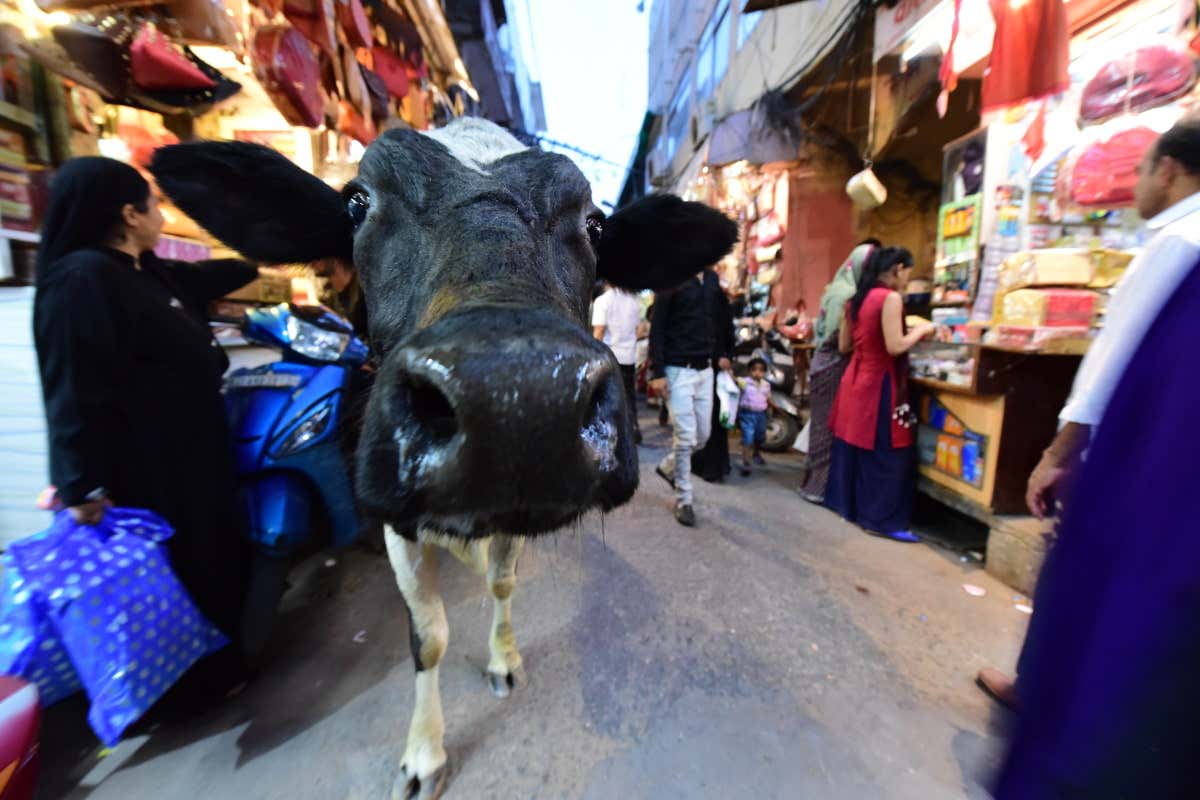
[69, 500, 107, 525]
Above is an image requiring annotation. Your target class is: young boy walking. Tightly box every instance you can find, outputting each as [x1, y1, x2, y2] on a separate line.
[737, 358, 772, 476]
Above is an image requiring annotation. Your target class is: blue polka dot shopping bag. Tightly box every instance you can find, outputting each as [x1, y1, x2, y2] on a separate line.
[0, 508, 228, 746]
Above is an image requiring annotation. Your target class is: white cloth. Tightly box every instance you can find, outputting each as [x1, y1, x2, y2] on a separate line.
[1060, 192, 1200, 427]
[591, 289, 642, 365]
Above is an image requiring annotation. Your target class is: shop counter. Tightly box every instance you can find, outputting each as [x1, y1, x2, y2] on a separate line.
[910, 342, 1081, 516]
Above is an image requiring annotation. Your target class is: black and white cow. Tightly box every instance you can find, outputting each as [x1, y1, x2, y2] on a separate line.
[151, 118, 737, 799]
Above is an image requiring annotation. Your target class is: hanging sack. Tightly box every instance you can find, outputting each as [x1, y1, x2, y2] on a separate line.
[370, 46, 410, 99]
[130, 25, 215, 91]
[284, 0, 337, 57]
[252, 25, 325, 128]
[4, 509, 228, 746]
[336, 0, 372, 49]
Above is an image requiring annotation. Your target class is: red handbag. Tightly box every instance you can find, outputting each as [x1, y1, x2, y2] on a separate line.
[130, 25, 215, 91]
[371, 46, 409, 99]
[283, 0, 337, 57]
[251, 26, 324, 128]
[336, 0, 372, 49]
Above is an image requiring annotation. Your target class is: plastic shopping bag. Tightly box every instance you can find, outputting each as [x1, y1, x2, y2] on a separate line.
[0, 555, 83, 707]
[794, 418, 811, 453]
[716, 370, 741, 429]
[6, 508, 228, 746]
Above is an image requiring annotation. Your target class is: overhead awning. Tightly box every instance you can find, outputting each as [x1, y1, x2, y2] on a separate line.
[707, 107, 798, 167]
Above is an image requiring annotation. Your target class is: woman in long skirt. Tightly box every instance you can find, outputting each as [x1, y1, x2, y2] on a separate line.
[826, 247, 936, 541]
[799, 242, 876, 502]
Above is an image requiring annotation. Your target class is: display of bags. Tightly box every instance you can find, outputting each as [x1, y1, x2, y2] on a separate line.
[252, 25, 325, 128]
[1, 509, 228, 746]
[1080, 44, 1196, 124]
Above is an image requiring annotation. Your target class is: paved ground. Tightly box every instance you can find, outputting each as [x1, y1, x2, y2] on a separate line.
[40, 413, 1028, 799]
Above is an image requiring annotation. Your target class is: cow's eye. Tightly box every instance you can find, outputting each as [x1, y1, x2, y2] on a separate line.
[347, 191, 370, 228]
[586, 216, 603, 248]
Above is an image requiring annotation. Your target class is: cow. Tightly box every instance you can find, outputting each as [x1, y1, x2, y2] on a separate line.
[150, 118, 737, 799]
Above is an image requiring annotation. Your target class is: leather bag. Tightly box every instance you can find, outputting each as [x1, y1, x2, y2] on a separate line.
[251, 26, 325, 128]
[130, 25, 215, 91]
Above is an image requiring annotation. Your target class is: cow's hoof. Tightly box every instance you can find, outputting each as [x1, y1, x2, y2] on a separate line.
[487, 665, 526, 698]
[393, 762, 448, 800]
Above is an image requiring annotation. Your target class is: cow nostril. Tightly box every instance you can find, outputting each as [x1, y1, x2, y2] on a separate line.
[400, 375, 458, 443]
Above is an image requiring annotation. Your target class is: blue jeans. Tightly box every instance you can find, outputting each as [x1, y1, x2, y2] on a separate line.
[658, 366, 713, 505]
[738, 409, 767, 447]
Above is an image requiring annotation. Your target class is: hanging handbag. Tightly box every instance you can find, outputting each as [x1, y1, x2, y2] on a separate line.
[36, 0, 153, 11]
[284, 0, 337, 58]
[336, 0, 372, 49]
[130, 25, 215, 91]
[360, 64, 390, 120]
[252, 26, 325, 128]
[370, 45, 409, 99]
[52, 18, 135, 101]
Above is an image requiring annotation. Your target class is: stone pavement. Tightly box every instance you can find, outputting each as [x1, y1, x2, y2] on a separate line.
[39, 415, 1028, 799]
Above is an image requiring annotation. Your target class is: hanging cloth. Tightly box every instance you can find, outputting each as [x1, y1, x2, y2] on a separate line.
[982, 0, 1070, 113]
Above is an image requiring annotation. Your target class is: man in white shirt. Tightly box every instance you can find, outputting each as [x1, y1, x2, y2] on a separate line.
[1026, 119, 1200, 518]
[592, 283, 647, 443]
[978, 118, 1200, 709]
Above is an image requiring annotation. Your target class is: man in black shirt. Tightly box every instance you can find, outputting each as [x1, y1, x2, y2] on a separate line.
[649, 268, 733, 526]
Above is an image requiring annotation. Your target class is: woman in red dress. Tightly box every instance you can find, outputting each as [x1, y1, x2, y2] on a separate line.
[826, 247, 937, 541]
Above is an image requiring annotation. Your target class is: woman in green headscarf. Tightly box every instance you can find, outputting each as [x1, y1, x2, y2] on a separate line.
[800, 240, 878, 502]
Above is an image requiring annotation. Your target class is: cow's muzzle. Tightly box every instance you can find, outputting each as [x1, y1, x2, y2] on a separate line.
[357, 306, 638, 537]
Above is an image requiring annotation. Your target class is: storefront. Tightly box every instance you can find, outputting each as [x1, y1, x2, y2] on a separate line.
[879, 0, 1193, 516]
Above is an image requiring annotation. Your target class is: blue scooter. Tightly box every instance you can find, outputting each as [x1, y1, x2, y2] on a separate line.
[222, 304, 370, 658]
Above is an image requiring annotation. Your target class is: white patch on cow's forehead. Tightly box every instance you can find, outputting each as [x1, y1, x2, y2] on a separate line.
[420, 117, 527, 175]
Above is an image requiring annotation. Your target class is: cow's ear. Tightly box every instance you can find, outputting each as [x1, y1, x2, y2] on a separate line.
[150, 141, 353, 264]
[596, 194, 738, 290]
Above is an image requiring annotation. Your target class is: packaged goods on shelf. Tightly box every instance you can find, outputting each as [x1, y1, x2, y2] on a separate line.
[997, 288, 1100, 328]
[984, 325, 1092, 353]
[997, 248, 1133, 292]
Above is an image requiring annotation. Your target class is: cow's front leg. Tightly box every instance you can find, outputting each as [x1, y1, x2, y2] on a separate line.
[385, 526, 449, 800]
[486, 534, 526, 698]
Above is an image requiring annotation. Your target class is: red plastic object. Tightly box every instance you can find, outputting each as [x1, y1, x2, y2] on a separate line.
[1071, 127, 1158, 207]
[1080, 45, 1196, 124]
[0, 677, 40, 800]
[251, 26, 325, 129]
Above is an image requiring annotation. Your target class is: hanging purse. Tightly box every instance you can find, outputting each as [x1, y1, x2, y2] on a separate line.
[336, 0, 372, 49]
[252, 25, 324, 128]
[359, 64, 390, 120]
[36, 0, 153, 11]
[130, 25, 215, 91]
[370, 46, 409, 99]
[284, 0, 337, 58]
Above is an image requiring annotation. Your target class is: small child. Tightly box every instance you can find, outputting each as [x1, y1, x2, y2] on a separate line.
[737, 358, 772, 476]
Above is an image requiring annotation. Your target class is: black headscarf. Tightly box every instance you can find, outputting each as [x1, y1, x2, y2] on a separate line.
[36, 157, 151, 286]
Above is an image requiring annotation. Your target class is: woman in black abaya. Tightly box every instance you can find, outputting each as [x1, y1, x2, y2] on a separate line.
[34, 157, 257, 697]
